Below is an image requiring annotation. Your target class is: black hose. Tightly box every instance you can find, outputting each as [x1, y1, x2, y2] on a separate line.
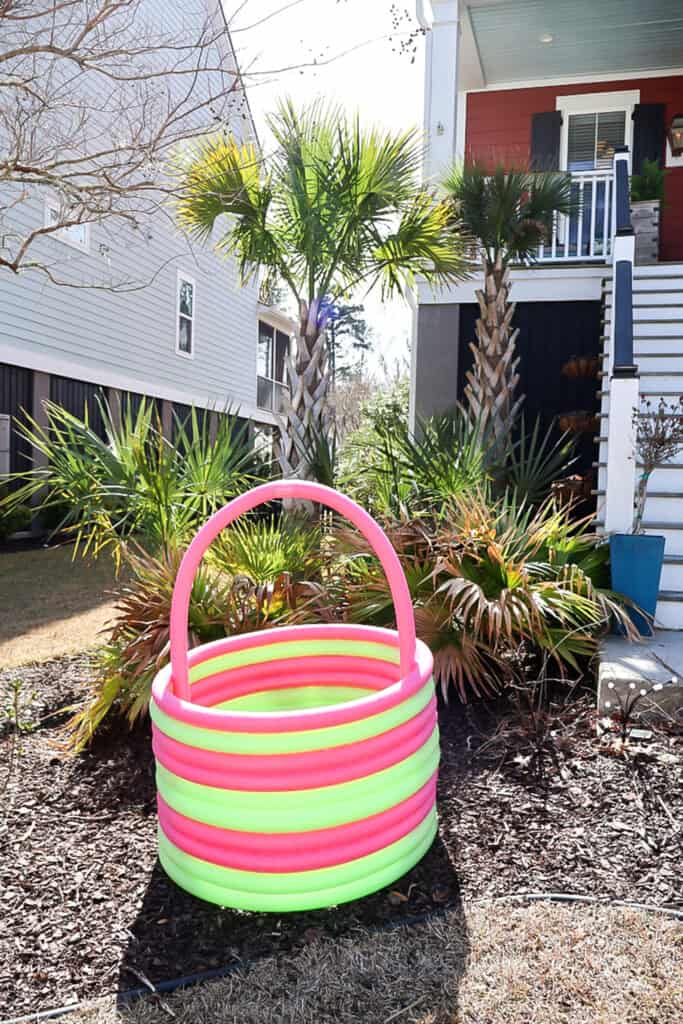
[3, 892, 681, 1024]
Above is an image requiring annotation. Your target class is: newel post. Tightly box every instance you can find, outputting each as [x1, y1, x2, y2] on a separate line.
[604, 146, 639, 534]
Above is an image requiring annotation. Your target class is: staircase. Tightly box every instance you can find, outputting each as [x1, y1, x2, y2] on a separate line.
[597, 263, 683, 629]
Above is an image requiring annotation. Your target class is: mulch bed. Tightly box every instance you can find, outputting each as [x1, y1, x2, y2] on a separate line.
[1, 655, 682, 1018]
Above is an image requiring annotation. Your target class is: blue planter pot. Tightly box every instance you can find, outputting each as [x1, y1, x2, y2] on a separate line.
[609, 533, 665, 636]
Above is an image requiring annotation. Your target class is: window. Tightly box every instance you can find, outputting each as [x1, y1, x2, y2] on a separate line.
[557, 90, 638, 174]
[257, 320, 290, 412]
[44, 199, 89, 252]
[176, 273, 195, 358]
[567, 110, 626, 172]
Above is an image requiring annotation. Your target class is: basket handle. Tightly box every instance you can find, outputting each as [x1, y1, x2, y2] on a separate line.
[169, 481, 417, 701]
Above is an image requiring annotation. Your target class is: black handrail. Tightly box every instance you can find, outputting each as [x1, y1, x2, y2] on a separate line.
[611, 146, 637, 376]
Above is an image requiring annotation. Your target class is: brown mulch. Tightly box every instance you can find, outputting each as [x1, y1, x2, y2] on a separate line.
[1, 655, 682, 1018]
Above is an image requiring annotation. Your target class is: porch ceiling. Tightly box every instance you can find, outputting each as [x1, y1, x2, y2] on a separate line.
[461, 0, 683, 88]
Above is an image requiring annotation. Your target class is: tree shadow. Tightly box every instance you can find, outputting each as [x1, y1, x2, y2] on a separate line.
[117, 824, 469, 1018]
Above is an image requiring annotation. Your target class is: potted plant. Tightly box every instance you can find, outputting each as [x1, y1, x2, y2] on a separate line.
[610, 396, 683, 635]
[630, 158, 667, 265]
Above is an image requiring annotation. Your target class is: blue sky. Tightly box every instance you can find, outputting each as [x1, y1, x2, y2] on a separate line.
[224, 0, 425, 371]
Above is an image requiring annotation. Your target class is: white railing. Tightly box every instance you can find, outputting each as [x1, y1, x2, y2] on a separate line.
[536, 170, 614, 263]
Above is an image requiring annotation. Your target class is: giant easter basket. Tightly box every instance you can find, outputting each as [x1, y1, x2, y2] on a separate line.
[151, 481, 438, 912]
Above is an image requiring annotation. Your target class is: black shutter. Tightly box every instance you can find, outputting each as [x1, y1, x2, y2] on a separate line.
[632, 103, 666, 174]
[530, 111, 562, 171]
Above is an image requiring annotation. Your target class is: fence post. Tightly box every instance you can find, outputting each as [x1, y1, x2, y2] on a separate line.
[604, 146, 639, 534]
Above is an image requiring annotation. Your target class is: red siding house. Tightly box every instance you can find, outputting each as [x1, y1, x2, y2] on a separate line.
[465, 76, 683, 262]
[412, 0, 683, 628]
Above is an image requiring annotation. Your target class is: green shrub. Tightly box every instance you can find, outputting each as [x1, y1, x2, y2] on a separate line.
[630, 158, 667, 203]
[340, 401, 575, 518]
[0, 487, 32, 541]
[2, 398, 262, 564]
[64, 516, 324, 750]
[304, 492, 634, 701]
[213, 515, 322, 582]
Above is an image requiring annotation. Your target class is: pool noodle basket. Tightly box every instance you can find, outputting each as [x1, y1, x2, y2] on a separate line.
[151, 481, 438, 912]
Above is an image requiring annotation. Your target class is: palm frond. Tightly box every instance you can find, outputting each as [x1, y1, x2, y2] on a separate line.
[443, 162, 577, 265]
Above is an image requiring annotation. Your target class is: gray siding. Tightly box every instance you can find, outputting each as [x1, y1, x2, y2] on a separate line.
[0, 0, 264, 421]
[410, 304, 461, 428]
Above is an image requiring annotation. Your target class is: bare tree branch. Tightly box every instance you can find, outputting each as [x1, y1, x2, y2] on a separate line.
[0, 0, 251, 282]
[0, 0, 423, 287]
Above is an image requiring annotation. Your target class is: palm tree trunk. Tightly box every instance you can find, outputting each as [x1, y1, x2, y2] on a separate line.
[278, 297, 334, 479]
[464, 253, 524, 458]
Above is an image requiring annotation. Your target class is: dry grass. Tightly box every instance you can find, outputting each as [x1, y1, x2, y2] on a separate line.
[73, 902, 682, 1024]
[0, 546, 117, 668]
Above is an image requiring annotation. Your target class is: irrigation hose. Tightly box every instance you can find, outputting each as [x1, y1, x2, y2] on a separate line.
[3, 891, 682, 1024]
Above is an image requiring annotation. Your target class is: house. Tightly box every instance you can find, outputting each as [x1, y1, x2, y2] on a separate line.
[411, 0, 683, 627]
[0, 0, 289, 483]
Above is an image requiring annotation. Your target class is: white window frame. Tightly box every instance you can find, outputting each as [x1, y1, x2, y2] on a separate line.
[257, 317, 291, 413]
[43, 198, 90, 253]
[556, 90, 640, 173]
[176, 271, 196, 360]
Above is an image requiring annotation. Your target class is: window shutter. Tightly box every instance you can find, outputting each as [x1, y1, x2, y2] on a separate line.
[632, 103, 666, 174]
[530, 111, 562, 171]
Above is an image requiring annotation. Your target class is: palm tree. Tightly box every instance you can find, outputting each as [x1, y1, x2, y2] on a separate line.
[176, 99, 470, 480]
[442, 164, 575, 457]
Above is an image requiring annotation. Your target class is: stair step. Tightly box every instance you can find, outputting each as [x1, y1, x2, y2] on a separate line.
[599, 370, 683, 379]
[598, 390, 683, 398]
[605, 298, 683, 307]
[604, 317, 683, 325]
[602, 339, 683, 348]
[602, 352, 683, 360]
[591, 490, 683, 498]
[594, 462, 683, 470]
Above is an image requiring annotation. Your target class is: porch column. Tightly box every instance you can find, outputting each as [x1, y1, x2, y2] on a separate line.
[417, 0, 460, 181]
[604, 147, 639, 534]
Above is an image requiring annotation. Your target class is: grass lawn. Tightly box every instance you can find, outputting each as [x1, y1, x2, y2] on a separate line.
[72, 903, 682, 1024]
[0, 545, 118, 668]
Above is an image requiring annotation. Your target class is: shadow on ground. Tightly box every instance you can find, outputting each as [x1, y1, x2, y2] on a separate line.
[117, 832, 469, 1019]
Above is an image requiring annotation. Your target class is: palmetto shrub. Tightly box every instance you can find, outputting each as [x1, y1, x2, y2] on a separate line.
[212, 515, 323, 582]
[3, 397, 261, 563]
[63, 517, 324, 751]
[303, 492, 635, 701]
[339, 401, 575, 519]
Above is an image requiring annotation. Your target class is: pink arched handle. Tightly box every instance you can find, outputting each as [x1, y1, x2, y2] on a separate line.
[169, 481, 417, 701]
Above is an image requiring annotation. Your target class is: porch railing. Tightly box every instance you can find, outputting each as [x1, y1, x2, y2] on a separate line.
[536, 169, 614, 263]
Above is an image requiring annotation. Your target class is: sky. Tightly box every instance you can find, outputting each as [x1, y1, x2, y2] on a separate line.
[223, 0, 425, 373]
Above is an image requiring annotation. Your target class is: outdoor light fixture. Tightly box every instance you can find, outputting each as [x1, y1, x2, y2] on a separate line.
[668, 113, 683, 157]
